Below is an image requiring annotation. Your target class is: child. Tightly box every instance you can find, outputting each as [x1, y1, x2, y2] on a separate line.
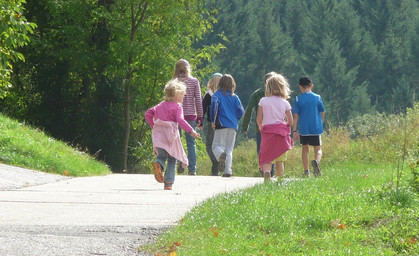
[256, 74, 294, 182]
[145, 79, 200, 190]
[210, 74, 245, 177]
[242, 71, 277, 177]
[292, 76, 325, 177]
[173, 59, 204, 175]
[202, 73, 222, 176]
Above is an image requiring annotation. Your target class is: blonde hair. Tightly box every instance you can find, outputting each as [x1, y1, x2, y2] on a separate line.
[264, 71, 277, 84]
[207, 73, 222, 92]
[173, 59, 191, 80]
[265, 74, 291, 99]
[218, 74, 236, 95]
[164, 79, 186, 102]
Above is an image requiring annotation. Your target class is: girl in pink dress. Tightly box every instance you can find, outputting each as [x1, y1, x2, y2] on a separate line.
[145, 79, 200, 190]
[256, 74, 294, 182]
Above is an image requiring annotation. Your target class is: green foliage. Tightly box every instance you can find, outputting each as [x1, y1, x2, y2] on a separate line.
[103, 0, 224, 171]
[313, 34, 358, 124]
[345, 112, 393, 138]
[349, 81, 372, 119]
[209, 0, 419, 117]
[0, 0, 36, 96]
[1, 0, 223, 172]
[0, 113, 110, 176]
[2, 0, 419, 172]
[410, 160, 419, 193]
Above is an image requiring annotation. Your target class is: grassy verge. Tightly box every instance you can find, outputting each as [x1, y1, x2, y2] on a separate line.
[147, 163, 418, 255]
[146, 104, 419, 255]
[0, 113, 110, 176]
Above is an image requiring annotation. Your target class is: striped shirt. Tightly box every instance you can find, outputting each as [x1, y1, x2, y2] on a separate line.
[181, 76, 203, 122]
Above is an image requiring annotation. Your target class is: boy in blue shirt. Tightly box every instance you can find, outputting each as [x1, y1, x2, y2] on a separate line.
[292, 76, 325, 177]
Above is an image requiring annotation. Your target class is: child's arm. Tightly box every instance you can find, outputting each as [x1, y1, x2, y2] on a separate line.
[242, 91, 258, 133]
[210, 95, 219, 125]
[236, 96, 245, 119]
[176, 106, 201, 139]
[321, 112, 325, 123]
[292, 113, 299, 140]
[194, 81, 204, 127]
[256, 106, 263, 131]
[285, 109, 293, 128]
[144, 107, 156, 128]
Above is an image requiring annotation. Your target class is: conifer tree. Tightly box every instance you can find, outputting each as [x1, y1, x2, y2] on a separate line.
[313, 34, 358, 124]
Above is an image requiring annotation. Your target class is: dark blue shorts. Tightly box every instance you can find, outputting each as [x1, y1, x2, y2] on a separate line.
[300, 135, 322, 146]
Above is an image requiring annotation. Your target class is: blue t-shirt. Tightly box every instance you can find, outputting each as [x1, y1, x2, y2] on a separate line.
[292, 92, 325, 135]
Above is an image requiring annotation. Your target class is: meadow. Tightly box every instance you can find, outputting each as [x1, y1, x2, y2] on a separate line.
[146, 104, 418, 255]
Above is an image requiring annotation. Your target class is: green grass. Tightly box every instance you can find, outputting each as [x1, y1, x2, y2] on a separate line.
[147, 164, 418, 255]
[0, 113, 110, 176]
[145, 104, 419, 255]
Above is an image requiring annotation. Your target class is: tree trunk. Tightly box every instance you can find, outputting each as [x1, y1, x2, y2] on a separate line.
[121, 71, 131, 172]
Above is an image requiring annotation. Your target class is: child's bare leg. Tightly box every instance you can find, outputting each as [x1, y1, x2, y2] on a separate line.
[302, 144, 310, 171]
[275, 161, 284, 177]
[314, 146, 322, 162]
[262, 163, 271, 182]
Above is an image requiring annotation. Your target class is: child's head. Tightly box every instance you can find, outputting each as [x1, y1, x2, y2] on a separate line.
[164, 79, 186, 103]
[218, 74, 236, 95]
[173, 59, 191, 80]
[298, 76, 313, 88]
[265, 74, 291, 99]
[207, 73, 222, 93]
[264, 71, 277, 84]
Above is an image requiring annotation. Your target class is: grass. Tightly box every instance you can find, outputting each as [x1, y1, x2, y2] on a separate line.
[0, 113, 110, 176]
[145, 104, 419, 255]
[147, 163, 418, 255]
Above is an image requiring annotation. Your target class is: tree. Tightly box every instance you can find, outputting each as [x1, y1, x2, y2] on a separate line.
[313, 34, 358, 125]
[4, 0, 125, 169]
[108, 0, 222, 171]
[392, 75, 416, 113]
[0, 0, 36, 96]
[208, 0, 298, 105]
[350, 82, 372, 119]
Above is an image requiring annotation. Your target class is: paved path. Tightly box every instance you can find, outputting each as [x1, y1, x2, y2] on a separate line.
[0, 164, 263, 255]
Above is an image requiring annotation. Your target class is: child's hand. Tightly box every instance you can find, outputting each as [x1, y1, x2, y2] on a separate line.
[292, 131, 299, 141]
[191, 130, 201, 139]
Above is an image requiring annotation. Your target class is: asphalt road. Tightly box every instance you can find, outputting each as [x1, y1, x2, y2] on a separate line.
[0, 164, 263, 255]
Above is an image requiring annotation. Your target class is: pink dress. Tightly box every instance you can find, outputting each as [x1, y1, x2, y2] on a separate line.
[145, 101, 193, 167]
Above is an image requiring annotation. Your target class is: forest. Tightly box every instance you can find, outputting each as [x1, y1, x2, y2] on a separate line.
[1, 0, 418, 172]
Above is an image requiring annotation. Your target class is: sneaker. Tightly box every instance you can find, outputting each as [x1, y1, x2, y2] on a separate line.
[177, 162, 184, 174]
[188, 172, 196, 176]
[164, 182, 172, 190]
[218, 152, 227, 173]
[303, 170, 310, 177]
[264, 172, 271, 183]
[221, 173, 231, 178]
[311, 160, 322, 177]
[153, 162, 164, 183]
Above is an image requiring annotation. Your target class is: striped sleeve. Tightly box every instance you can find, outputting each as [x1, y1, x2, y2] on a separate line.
[183, 77, 203, 118]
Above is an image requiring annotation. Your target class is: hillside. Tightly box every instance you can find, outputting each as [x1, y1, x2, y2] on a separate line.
[0, 114, 110, 176]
